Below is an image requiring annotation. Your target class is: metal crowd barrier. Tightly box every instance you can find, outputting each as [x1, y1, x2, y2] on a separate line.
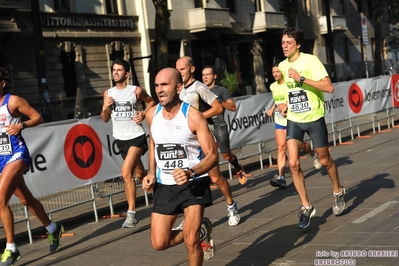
[94, 176, 149, 216]
[1, 109, 398, 244]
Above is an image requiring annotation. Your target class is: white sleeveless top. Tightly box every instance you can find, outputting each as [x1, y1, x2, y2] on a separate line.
[151, 102, 205, 185]
[107, 85, 145, 140]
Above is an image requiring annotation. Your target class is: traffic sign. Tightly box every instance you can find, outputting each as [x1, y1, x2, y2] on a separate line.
[361, 13, 368, 45]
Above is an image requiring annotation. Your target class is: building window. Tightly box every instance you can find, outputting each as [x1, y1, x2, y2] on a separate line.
[344, 38, 349, 62]
[339, 0, 345, 15]
[194, 0, 203, 8]
[0, 53, 4, 68]
[302, 0, 310, 17]
[54, 0, 70, 13]
[302, 40, 315, 54]
[106, 0, 118, 15]
[109, 42, 125, 87]
[320, 0, 326, 16]
[255, 0, 262, 12]
[227, 0, 236, 13]
[60, 43, 77, 97]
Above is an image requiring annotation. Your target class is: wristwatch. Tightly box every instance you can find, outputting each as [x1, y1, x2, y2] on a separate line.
[299, 76, 305, 87]
[189, 169, 198, 179]
[21, 123, 27, 130]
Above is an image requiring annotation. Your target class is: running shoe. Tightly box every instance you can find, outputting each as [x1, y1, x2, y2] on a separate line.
[0, 249, 21, 266]
[200, 217, 215, 260]
[122, 212, 139, 228]
[298, 205, 316, 229]
[47, 223, 64, 253]
[227, 201, 240, 226]
[172, 219, 184, 231]
[332, 187, 346, 216]
[312, 153, 322, 169]
[270, 174, 287, 188]
[236, 164, 247, 185]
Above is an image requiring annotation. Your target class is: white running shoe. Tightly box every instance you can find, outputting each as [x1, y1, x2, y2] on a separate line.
[227, 201, 240, 226]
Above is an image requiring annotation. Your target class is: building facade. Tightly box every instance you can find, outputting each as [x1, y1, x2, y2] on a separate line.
[0, 0, 395, 121]
[145, 0, 394, 94]
[0, 0, 150, 121]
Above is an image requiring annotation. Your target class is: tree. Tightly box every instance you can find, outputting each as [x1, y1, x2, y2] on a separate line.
[386, 0, 399, 53]
[152, 0, 170, 70]
[150, 0, 170, 103]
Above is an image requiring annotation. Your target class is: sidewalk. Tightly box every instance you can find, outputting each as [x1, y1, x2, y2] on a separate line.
[3, 118, 399, 265]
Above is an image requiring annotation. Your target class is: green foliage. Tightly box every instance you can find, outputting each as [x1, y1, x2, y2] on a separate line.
[387, 0, 399, 51]
[220, 70, 239, 94]
[387, 0, 399, 24]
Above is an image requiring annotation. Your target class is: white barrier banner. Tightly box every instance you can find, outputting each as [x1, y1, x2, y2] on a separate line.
[225, 94, 276, 149]
[12, 75, 394, 204]
[324, 76, 392, 123]
[13, 117, 148, 204]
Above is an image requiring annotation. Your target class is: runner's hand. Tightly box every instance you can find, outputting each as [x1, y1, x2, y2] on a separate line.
[171, 168, 188, 185]
[142, 174, 155, 191]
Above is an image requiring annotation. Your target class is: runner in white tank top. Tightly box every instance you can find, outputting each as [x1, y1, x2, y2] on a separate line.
[107, 84, 145, 140]
[0, 66, 64, 264]
[151, 102, 207, 185]
[101, 58, 155, 228]
[143, 67, 218, 263]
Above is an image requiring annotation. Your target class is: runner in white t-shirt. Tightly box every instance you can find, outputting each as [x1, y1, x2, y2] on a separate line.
[176, 56, 241, 228]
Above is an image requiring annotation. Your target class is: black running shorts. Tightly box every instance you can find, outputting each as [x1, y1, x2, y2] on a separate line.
[286, 117, 329, 148]
[152, 176, 213, 215]
[115, 134, 148, 159]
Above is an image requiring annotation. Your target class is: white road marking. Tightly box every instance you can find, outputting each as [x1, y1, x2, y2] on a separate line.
[352, 201, 398, 224]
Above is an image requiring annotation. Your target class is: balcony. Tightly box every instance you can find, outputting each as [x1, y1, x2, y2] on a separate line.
[188, 8, 231, 33]
[319, 15, 347, 34]
[0, 6, 20, 33]
[252, 11, 285, 33]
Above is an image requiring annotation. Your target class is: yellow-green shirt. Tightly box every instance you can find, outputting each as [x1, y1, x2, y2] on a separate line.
[269, 81, 287, 126]
[279, 53, 327, 123]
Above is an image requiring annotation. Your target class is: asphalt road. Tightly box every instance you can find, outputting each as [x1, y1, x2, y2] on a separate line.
[5, 122, 399, 266]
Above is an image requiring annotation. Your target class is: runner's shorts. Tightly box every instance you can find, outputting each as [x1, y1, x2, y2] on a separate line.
[152, 176, 213, 215]
[115, 134, 148, 159]
[287, 117, 328, 148]
[0, 144, 30, 173]
[209, 122, 231, 153]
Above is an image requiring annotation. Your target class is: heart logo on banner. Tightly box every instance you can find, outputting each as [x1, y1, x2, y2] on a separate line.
[348, 83, 363, 114]
[351, 90, 360, 107]
[74, 141, 93, 165]
[64, 124, 102, 180]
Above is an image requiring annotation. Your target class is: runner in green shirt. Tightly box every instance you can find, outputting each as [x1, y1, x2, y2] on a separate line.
[278, 27, 345, 229]
[267, 63, 322, 189]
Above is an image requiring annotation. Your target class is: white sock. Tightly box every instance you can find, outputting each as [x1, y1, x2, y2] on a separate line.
[127, 210, 136, 214]
[6, 243, 16, 252]
[46, 222, 56, 234]
[334, 190, 343, 197]
[279, 176, 285, 180]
